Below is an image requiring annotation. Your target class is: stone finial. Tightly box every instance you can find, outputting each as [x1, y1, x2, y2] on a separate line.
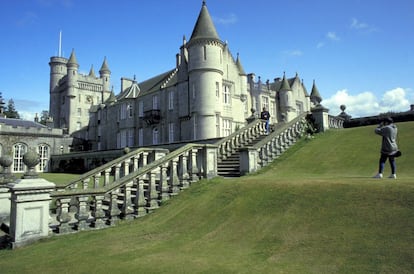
[0, 155, 15, 183]
[22, 150, 40, 179]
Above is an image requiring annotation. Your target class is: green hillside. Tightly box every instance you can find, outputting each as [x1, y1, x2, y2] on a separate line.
[1, 122, 413, 273]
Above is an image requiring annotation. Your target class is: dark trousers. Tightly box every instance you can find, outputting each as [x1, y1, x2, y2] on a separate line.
[378, 153, 396, 174]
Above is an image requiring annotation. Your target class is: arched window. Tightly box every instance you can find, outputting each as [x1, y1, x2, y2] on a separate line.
[13, 143, 27, 172]
[38, 144, 50, 172]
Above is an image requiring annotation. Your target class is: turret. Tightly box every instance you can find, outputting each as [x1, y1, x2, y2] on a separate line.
[187, 0, 225, 139]
[66, 49, 79, 97]
[99, 57, 111, 92]
[279, 72, 295, 122]
[310, 80, 322, 106]
[49, 56, 67, 127]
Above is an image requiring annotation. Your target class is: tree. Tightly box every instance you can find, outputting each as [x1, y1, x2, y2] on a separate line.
[39, 110, 50, 125]
[0, 92, 5, 115]
[4, 99, 20, 119]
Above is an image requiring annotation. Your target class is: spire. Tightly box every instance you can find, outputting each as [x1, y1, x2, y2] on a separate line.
[280, 72, 291, 91]
[236, 53, 246, 75]
[99, 57, 110, 74]
[88, 65, 96, 77]
[67, 49, 78, 66]
[190, 1, 220, 42]
[310, 80, 322, 105]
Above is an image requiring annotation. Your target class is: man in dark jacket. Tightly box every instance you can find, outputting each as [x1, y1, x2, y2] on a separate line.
[373, 117, 398, 179]
[260, 107, 270, 134]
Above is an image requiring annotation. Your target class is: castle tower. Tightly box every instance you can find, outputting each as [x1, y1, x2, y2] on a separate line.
[187, 1, 225, 139]
[279, 72, 295, 122]
[99, 57, 111, 95]
[49, 55, 67, 128]
[64, 49, 79, 133]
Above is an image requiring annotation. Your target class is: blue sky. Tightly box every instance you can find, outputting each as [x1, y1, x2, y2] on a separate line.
[1, 0, 413, 119]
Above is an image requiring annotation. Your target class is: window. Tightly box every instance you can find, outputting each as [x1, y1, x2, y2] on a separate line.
[216, 114, 220, 137]
[128, 129, 134, 147]
[152, 95, 159, 110]
[222, 119, 231, 137]
[38, 144, 49, 172]
[262, 96, 269, 111]
[127, 104, 133, 118]
[296, 101, 303, 116]
[138, 128, 143, 146]
[152, 128, 159, 145]
[203, 45, 207, 60]
[223, 85, 231, 105]
[77, 108, 81, 117]
[168, 123, 174, 143]
[168, 91, 174, 110]
[76, 122, 81, 130]
[120, 103, 127, 120]
[138, 101, 143, 117]
[13, 143, 27, 172]
[215, 82, 220, 98]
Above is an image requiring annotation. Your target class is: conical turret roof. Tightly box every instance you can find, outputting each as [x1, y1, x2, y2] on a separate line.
[99, 57, 110, 74]
[88, 65, 96, 77]
[236, 53, 246, 75]
[67, 49, 78, 66]
[280, 72, 292, 91]
[190, 1, 220, 42]
[310, 80, 322, 104]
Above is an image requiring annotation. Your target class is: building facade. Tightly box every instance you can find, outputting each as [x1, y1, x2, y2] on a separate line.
[52, 2, 321, 151]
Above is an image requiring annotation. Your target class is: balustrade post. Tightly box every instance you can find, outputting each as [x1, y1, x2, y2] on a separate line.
[160, 163, 170, 201]
[146, 171, 159, 212]
[75, 195, 90, 231]
[93, 173, 101, 188]
[115, 163, 121, 181]
[123, 159, 131, 177]
[180, 152, 190, 189]
[121, 180, 134, 220]
[169, 158, 180, 195]
[91, 195, 106, 229]
[56, 197, 73, 234]
[134, 177, 147, 217]
[189, 148, 200, 182]
[82, 178, 90, 190]
[108, 190, 121, 225]
[133, 154, 139, 171]
[104, 168, 112, 186]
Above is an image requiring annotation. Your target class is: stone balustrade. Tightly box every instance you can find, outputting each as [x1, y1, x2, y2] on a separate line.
[57, 147, 169, 191]
[48, 143, 217, 235]
[239, 113, 310, 175]
[328, 115, 345, 129]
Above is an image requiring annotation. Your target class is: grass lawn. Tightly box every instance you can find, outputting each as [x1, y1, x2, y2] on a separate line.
[0, 122, 413, 273]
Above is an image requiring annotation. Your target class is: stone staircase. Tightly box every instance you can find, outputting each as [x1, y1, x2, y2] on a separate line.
[217, 134, 267, 177]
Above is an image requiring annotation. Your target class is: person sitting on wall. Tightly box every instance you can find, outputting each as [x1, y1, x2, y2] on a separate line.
[260, 107, 270, 134]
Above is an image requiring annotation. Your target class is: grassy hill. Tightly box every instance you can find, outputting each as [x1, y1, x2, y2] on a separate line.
[1, 122, 413, 273]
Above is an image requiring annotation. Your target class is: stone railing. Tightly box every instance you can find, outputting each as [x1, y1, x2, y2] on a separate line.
[239, 113, 310, 175]
[328, 115, 344, 129]
[215, 118, 266, 160]
[48, 143, 217, 235]
[57, 147, 169, 191]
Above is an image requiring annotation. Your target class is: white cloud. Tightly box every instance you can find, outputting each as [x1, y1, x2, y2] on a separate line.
[283, 49, 303, 57]
[316, 42, 325, 49]
[350, 18, 378, 32]
[323, 88, 412, 117]
[326, 32, 340, 41]
[213, 13, 238, 25]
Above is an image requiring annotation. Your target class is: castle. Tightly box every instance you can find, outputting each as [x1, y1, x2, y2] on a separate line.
[50, 1, 321, 151]
[1, 1, 322, 173]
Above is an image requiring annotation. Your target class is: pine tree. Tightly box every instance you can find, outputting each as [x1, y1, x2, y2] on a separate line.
[4, 99, 20, 119]
[0, 92, 5, 116]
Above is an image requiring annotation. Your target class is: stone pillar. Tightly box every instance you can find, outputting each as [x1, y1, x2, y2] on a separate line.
[311, 105, 330, 132]
[0, 184, 10, 223]
[203, 145, 218, 179]
[8, 178, 55, 248]
[239, 147, 259, 176]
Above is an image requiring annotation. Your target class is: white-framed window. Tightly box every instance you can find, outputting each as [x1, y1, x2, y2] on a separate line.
[215, 82, 220, 98]
[222, 119, 232, 137]
[13, 143, 27, 172]
[38, 144, 49, 172]
[153, 95, 159, 110]
[138, 128, 143, 146]
[138, 101, 143, 117]
[168, 122, 174, 143]
[152, 127, 159, 145]
[223, 85, 231, 105]
[168, 91, 174, 110]
[262, 96, 269, 111]
[216, 114, 220, 137]
[128, 129, 134, 147]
